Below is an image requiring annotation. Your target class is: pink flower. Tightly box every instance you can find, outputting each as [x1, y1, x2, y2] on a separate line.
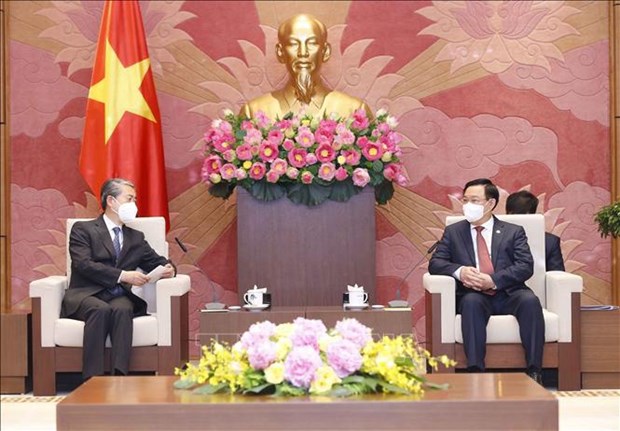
[266, 170, 280, 183]
[314, 126, 334, 146]
[254, 110, 271, 129]
[283, 346, 322, 388]
[202, 155, 222, 175]
[241, 120, 254, 131]
[383, 163, 403, 182]
[318, 163, 336, 181]
[295, 126, 315, 148]
[301, 171, 314, 184]
[286, 167, 300, 180]
[275, 119, 292, 130]
[318, 119, 338, 134]
[335, 167, 348, 181]
[240, 321, 277, 350]
[396, 172, 409, 187]
[259, 141, 279, 163]
[282, 139, 295, 151]
[288, 148, 308, 168]
[235, 143, 253, 161]
[352, 168, 370, 187]
[247, 341, 278, 370]
[236, 169, 247, 180]
[326, 339, 363, 378]
[290, 318, 327, 350]
[222, 149, 236, 162]
[268, 129, 284, 145]
[356, 136, 369, 149]
[315, 143, 336, 163]
[271, 158, 288, 175]
[249, 162, 267, 180]
[342, 149, 361, 166]
[362, 141, 384, 161]
[334, 129, 355, 147]
[305, 153, 318, 165]
[351, 108, 369, 130]
[219, 163, 237, 181]
[334, 318, 372, 349]
[244, 128, 262, 145]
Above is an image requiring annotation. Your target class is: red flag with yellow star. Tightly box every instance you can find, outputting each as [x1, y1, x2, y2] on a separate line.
[80, 0, 169, 229]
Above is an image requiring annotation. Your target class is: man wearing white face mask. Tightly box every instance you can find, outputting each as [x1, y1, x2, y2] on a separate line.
[61, 178, 175, 380]
[429, 178, 545, 385]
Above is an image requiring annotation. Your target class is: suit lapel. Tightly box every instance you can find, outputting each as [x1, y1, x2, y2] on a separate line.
[457, 221, 476, 265]
[94, 216, 117, 261]
[117, 225, 135, 264]
[491, 216, 505, 268]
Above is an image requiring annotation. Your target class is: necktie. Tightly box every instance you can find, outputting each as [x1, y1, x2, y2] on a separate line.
[474, 226, 496, 296]
[112, 227, 122, 259]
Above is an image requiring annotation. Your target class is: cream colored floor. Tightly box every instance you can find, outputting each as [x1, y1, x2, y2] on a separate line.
[1, 390, 619, 430]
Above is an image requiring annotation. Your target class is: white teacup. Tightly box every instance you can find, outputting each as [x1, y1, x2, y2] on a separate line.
[244, 291, 263, 306]
[348, 291, 368, 305]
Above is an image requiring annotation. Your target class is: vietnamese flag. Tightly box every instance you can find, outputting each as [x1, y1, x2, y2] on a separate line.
[80, 0, 169, 230]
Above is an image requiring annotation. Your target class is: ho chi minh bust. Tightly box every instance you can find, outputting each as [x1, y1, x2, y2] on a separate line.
[240, 14, 372, 120]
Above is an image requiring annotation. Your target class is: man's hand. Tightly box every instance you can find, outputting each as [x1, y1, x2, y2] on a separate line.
[461, 267, 495, 291]
[161, 264, 175, 279]
[120, 270, 149, 286]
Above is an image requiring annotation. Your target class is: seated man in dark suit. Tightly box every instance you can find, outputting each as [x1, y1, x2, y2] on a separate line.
[429, 178, 545, 384]
[506, 190, 565, 271]
[61, 178, 175, 379]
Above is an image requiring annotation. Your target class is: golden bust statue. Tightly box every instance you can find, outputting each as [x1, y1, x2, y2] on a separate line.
[241, 14, 372, 120]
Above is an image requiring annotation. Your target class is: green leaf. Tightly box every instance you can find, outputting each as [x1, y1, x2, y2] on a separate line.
[274, 382, 307, 397]
[249, 180, 286, 202]
[328, 179, 361, 202]
[173, 378, 196, 390]
[287, 183, 331, 206]
[235, 129, 247, 140]
[374, 181, 394, 205]
[243, 383, 275, 395]
[192, 383, 228, 395]
[377, 380, 409, 394]
[326, 386, 354, 397]
[424, 382, 451, 391]
[371, 160, 384, 173]
[209, 182, 236, 200]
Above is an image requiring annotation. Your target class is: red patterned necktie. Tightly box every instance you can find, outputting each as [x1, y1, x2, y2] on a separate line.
[474, 226, 496, 296]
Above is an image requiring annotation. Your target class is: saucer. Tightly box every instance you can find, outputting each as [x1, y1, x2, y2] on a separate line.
[343, 303, 369, 310]
[243, 304, 269, 312]
[228, 305, 241, 311]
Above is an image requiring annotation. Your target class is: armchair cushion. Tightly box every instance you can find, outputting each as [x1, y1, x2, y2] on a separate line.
[54, 315, 158, 347]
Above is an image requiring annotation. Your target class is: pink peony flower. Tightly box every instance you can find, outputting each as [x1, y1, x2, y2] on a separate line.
[288, 148, 308, 168]
[222, 149, 236, 162]
[334, 318, 372, 349]
[318, 162, 336, 181]
[283, 346, 322, 389]
[361, 141, 384, 161]
[219, 163, 237, 181]
[286, 167, 300, 180]
[295, 126, 315, 148]
[300, 171, 314, 184]
[282, 139, 295, 151]
[290, 318, 327, 350]
[326, 339, 363, 378]
[305, 153, 318, 165]
[240, 321, 277, 350]
[271, 158, 288, 175]
[249, 162, 267, 180]
[314, 127, 334, 146]
[396, 172, 409, 186]
[266, 170, 280, 183]
[254, 110, 271, 129]
[236, 168, 247, 180]
[352, 168, 370, 187]
[268, 129, 284, 145]
[247, 341, 278, 370]
[244, 128, 262, 145]
[383, 163, 400, 182]
[235, 143, 253, 161]
[259, 141, 279, 163]
[342, 149, 361, 166]
[315, 143, 336, 163]
[241, 120, 254, 131]
[202, 155, 222, 175]
[356, 136, 369, 149]
[334, 129, 355, 147]
[335, 167, 348, 181]
[350, 108, 369, 130]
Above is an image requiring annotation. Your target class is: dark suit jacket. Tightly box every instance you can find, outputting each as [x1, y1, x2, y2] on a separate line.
[428, 216, 534, 300]
[61, 215, 169, 318]
[545, 232, 565, 271]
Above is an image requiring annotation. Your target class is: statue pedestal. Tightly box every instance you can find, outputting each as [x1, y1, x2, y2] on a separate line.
[237, 188, 376, 306]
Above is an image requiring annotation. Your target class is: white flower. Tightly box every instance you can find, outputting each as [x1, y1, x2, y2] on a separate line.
[386, 116, 398, 128]
[375, 108, 387, 117]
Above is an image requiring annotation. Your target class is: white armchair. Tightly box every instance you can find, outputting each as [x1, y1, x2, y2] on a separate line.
[29, 217, 190, 395]
[424, 214, 582, 390]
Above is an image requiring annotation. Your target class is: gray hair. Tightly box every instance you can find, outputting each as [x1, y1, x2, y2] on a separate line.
[100, 178, 135, 210]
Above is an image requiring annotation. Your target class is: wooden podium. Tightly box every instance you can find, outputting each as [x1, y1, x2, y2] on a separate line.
[237, 188, 376, 306]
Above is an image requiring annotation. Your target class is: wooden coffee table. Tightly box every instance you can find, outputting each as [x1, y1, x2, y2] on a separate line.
[57, 373, 557, 430]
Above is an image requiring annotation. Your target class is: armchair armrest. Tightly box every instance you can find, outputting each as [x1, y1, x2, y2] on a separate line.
[29, 276, 68, 347]
[546, 271, 583, 342]
[423, 273, 456, 344]
[155, 274, 191, 346]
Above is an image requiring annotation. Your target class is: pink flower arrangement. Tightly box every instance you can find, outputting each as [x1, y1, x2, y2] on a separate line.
[201, 109, 409, 206]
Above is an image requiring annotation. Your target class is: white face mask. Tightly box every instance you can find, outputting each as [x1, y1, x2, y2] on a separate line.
[112, 198, 138, 223]
[463, 202, 485, 223]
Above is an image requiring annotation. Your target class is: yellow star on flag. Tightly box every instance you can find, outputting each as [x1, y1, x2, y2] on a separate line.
[88, 39, 156, 143]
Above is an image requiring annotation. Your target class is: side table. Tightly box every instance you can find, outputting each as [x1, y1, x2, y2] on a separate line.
[0, 310, 31, 393]
[581, 309, 620, 389]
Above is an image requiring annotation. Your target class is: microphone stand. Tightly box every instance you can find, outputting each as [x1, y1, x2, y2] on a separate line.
[175, 237, 226, 311]
[388, 242, 439, 308]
